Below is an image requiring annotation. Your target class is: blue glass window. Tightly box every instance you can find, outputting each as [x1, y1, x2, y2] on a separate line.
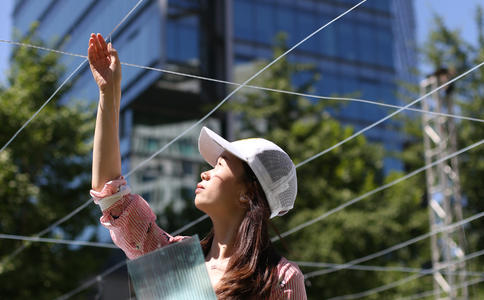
[178, 27, 198, 62]
[338, 0, 360, 5]
[341, 75, 359, 95]
[275, 5, 296, 45]
[165, 19, 199, 63]
[377, 29, 394, 67]
[381, 83, 396, 104]
[361, 82, 386, 122]
[368, 0, 391, 13]
[234, 0, 253, 40]
[234, 43, 256, 62]
[14, 0, 55, 36]
[357, 24, 377, 65]
[292, 70, 313, 90]
[319, 15, 337, 57]
[339, 76, 359, 119]
[166, 22, 178, 60]
[255, 2, 275, 44]
[319, 73, 342, 96]
[296, 10, 318, 52]
[336, 21, 357, 61]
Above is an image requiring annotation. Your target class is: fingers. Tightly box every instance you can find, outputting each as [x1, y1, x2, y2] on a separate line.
[108, 42, 119, 64]
[88, 32, 120, 74]
[94, 34, 105, 61]
[88, 33, 112, 65]
[88, 42, 95, 62]
[88, 34, 100, 62]
[88, 33, 95, 60]
[97, 33, 109, 58]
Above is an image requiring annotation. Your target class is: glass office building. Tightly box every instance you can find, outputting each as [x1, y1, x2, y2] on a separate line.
[12, 0, 416, 175]
[12, 0, 416, 296]
[231, 0, 417, 170]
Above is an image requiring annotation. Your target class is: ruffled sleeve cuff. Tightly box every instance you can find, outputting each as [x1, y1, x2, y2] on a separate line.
[90, 176, 130, 211]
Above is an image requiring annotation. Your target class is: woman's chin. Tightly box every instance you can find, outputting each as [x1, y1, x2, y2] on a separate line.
[194, 197, 208, 212]
[195, 198, 218, 217]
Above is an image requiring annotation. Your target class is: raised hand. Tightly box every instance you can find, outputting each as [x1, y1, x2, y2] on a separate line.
[89, 33, 122, 192]
[88, 33, 121, 93]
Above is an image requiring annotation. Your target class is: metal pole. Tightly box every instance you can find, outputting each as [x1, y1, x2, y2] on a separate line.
[420, 69, 468, 300]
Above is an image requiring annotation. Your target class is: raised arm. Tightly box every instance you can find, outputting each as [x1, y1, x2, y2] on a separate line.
[88, 33, 122, 191]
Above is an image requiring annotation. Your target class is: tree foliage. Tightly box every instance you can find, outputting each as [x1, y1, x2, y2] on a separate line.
[0, 34, 108, 299]
[400, 6, 484, 298]
[226, 33, 429, 299]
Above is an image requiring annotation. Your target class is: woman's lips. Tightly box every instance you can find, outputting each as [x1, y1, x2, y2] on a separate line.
[195, 183, 205, 194]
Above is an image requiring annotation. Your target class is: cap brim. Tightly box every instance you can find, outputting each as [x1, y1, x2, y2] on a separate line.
[198, 127, 247, 167]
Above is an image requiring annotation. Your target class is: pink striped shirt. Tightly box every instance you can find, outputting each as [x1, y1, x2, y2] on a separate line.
[91, 177, 307, 299]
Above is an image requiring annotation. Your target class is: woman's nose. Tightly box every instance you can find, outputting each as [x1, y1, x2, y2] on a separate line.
[201, 171, 210, 181]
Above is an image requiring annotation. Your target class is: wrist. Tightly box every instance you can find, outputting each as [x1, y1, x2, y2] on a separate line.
[114, 80, 122, 94]
[99, 86, 115, 98]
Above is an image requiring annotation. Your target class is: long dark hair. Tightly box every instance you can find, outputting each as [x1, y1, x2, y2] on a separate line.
[200, 162, 282, 299]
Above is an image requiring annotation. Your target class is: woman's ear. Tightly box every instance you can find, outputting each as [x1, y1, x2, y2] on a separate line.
[239, 193, 250, 207]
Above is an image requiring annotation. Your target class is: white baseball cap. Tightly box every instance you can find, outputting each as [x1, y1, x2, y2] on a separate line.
[198, 127, 297, 218]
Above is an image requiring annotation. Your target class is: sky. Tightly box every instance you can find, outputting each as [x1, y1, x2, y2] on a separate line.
[415, 0, 481, 45]
[0, 0, 13, 85]
[0, 0, 482, 85]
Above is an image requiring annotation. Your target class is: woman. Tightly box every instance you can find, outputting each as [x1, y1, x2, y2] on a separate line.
[88, 33, 306, 299]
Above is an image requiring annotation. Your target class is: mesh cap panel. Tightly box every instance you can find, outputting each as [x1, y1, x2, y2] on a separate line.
[257, 150, 293, 182]
[255, 149, 297, 217]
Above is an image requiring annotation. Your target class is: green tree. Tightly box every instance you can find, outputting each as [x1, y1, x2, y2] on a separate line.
[400, 6, 484, 298]
[226, 33, 429, 299]
[0, 35, 108, 299]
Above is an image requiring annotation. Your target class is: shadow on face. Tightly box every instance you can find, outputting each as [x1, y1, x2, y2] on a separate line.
[194, 151, 249, 219]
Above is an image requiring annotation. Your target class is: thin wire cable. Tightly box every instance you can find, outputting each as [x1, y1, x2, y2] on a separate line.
[0, 233, 118, 249]
[125, 0, 368, 178]
[331, 273, 422, 300]
[295, 60, 484, 168]
[0, 39, 87, 58]
[26, 4, 370, 295]
[0, 213, 208, 251]
[2, 0, 483, 260]
[0, 198, 94, 266]
[295, 261, 484, 277]
[4, 231, 484, 281]
[397, 276, 484, 300]
[56, 260, 127, 300]
[111, 138, 484, 250]
[2, 38, 483, 124]
[0, 0, 145, 154]
[7, 223, 484, 281]
[0, 60, 87, 154]
[55, 222, 209, 300]
[47, 3, 372, 295]
[273, 138, 484, 243]
[33, 69, 482, 262]
[170, 214, 209, 236]
[120, 62, 484, 246]
[303, 211, 484, 279]
[3, 41, 482, 261]
[11, 2, 484, 298]
[0, 0, 146, 263]
[54, 211, 484, 300]
[106, 0, 145, 41]
[2, 0, 366, 273]
[326, 249, 484, 300]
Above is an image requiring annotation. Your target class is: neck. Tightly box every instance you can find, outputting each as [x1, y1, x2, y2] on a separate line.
[206, 213, 245, 261]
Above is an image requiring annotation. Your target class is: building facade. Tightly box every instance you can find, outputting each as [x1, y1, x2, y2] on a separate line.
[12, 0, 417, 177]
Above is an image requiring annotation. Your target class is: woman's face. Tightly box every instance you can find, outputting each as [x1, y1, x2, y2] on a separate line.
[194, 151, 248, 217]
